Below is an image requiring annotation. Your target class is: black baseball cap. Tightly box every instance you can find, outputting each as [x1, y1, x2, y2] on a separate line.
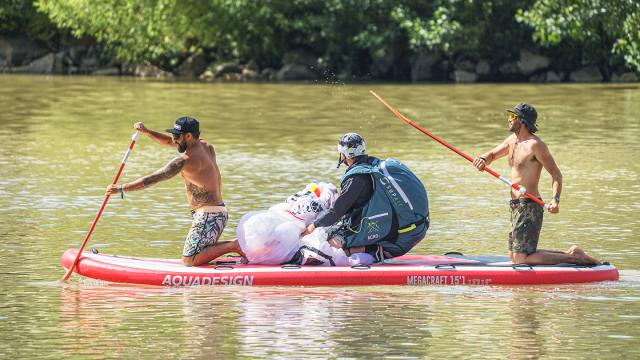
[166, 116, 200, 136]
[507, 103, 538, 132]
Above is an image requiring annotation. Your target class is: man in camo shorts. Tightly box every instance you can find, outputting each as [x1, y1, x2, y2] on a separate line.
[509, 198, 543, 255]
[472, 103, 600, 265]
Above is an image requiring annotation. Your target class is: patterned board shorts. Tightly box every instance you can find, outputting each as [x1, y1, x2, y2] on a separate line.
[508, 198, 544, 254]
[183, 209, 228, 257]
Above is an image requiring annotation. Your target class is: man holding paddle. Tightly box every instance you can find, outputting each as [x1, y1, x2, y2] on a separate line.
[472, 103, 600, 265]
[106, 117, 241, 266]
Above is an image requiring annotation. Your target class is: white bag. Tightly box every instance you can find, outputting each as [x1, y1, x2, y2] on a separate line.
[298, 228, 351, 266]
[237, 182, 337, 264]
[236, 210, 303, 265]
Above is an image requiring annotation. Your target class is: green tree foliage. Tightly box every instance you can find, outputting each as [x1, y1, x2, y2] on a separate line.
[34, 0, 536, 76]
[37, 0, 191, 64]
[1, 0, 59, 42]
[3, 0, 636, 76]
[394, 0, 534, 65]
[517, 0, 640, 72]
[616, 7, 640, 71]
[33, 1, 405, 75]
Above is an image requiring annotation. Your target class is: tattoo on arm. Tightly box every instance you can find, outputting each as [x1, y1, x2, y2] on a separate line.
[141, 157, 186, 188]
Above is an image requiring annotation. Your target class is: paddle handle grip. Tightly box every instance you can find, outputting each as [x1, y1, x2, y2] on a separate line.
[61, 131, 140, 281]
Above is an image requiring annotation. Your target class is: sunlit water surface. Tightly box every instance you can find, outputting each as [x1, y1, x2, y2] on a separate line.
[1, 75, 639, 358]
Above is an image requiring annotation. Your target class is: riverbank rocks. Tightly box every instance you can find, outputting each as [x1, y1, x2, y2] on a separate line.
[176, 53, 207, 77]
[529, 70, 563, 83]
[79, 56, 100, 73]
[1, 31, 637, 82]
[261, 68, 277, 81]
[241, 68, 260, 80]
[476, 60, 490, 76]
[499, 62, 519, 75]
[92, 67, 120, 76]
[276, 64, 316, 81]
[280, 50, 322, 80]
[410, 52, 438, 82]
[570, 66, 603, 82]
[134, 62, 173, 78]
[451, 60, 478, 83]
[52, 52, 65, 73]
[12, 53, 55, 74]
[198, 63, 275, 81]
[0, 35, 48, 67]
[453, 70, 478, 83]
[611, 72, 638, 83]
[518, 50, 550, 75]
[545, 71, 563, 83]
[213, 62, 242, 77]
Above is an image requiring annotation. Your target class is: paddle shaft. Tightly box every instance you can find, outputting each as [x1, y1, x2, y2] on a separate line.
[369, 91, 546, 208]
[61, 131, 141, 281]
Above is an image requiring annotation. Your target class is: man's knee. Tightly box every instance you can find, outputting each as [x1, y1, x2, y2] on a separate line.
[511, 252, 529, 264]
[182, 256, 196, 267]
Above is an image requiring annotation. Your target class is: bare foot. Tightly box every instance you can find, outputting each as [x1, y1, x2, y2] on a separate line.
[566, 245, 580, 254]
[567, 246, 601, 265]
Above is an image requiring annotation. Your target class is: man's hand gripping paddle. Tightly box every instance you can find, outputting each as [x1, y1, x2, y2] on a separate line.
[369, 90, 547, 209]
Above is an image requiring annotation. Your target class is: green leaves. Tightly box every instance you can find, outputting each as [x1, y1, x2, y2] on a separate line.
[517, 0, 640, 71]
[613, 3, 640, 71]
[393, 5, 463, 53]
[3, 0, 636, 75]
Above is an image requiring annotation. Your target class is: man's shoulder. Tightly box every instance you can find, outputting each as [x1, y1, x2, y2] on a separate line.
[198, 139, 215, 154]
[529, 135, 547, 148]
[174, 154, 189, 165]
[500, 134, 516, 146]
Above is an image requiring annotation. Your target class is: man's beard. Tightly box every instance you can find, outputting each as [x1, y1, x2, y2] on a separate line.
[509, 121, 521, 134]
[178, 143, 187, 153]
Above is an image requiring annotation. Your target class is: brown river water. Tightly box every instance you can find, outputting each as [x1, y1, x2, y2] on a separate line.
[1, 74, 639, 358]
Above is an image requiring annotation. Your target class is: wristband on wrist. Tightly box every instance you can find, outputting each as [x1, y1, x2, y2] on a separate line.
[118, 184, 124, 199]
[553, 195, 560, 203]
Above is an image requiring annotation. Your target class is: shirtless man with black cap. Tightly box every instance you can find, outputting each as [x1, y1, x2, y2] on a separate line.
[472, 103, 600, 265]
[106, 117, 240, 266]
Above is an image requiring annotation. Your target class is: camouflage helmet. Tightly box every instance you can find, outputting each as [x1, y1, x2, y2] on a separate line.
[337, 132, 366, 167]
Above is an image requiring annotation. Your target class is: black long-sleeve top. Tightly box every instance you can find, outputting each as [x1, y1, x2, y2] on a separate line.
[313, 156, 375, 228]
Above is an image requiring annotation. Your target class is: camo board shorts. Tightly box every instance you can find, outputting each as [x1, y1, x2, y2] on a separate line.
[508, 198, 544, 254]
[183, 208, 228, 257]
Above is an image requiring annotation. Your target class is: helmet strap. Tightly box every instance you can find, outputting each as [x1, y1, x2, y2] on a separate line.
[337, 153, 345, 168]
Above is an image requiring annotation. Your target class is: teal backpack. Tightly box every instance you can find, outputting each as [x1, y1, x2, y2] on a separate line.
[340, 158, 429, 248]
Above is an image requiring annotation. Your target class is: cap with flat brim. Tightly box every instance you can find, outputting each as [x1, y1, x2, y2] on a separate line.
[165, 127, 186, 134]
[166, 116, 200, 135]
